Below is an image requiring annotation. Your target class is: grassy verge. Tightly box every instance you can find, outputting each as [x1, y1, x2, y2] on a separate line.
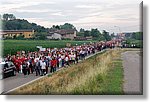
[9, 49, 124, 95]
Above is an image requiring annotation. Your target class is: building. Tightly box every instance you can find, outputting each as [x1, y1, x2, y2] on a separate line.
[117, 33, 125, 39]
[0, 30, 34, 39]
[47, 29, 77, 40]
[47, 32, 62, 40]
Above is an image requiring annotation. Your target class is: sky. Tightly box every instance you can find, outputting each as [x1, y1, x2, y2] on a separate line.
[0, 0, 142, 34]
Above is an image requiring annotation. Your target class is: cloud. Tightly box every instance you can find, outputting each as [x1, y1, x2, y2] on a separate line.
[75, 4, 99, 9]
[50, 12, 65, 16]
[0, 0, 55, 14]
[0, 0, 142, 33]
[16, 9, 50, 13]
[23, 18, 52, 28]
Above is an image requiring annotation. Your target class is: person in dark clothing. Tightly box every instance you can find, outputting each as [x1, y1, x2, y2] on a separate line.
[75, 51, 78, 63]
[35, 60, 40, 76]
[22, 61, 27, 77]
[30, 58, 35, 74]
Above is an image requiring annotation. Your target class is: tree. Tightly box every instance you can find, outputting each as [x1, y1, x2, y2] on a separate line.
[131, 32, 143, 40]
[60, 23, 75, 29]
[79, 28, 85, 32]
[52, 25, 60, 30]
[3, 14, 9, 21]
[33, 32, 47, 40]
[131, 32, 136, 39]
[2, 17, 48, 33]
[84, 30, 91, 37]
[91, 28, 100, 38]
[2, 14, 16, 21]
[77, 32, 84, 37]
[8, 14, 16, 20]
[102, 30, 111, 41]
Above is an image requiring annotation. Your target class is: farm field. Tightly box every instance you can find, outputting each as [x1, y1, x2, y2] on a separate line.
[9, 49, 124, 95]
[3, 40, 96, 56]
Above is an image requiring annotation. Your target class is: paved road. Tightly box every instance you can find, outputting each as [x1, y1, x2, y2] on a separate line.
[1, 72, 41, 94]
[122, 51, 142, 94]
[0, 50, 104, 94]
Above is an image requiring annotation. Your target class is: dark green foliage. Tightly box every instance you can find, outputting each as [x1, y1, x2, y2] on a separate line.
[60, 23, 75, 29]
[2, 19, 48, 32]
[77, 28, 111, 41]
[91, 28, 100, 38]
[131, 32, 143, 40]
[33, 32, 47, 40]
[2, 14, 16, 21]
[102, 30, 111, 41]
[124, 32, 143, 48]
[83, 30, 91, 37]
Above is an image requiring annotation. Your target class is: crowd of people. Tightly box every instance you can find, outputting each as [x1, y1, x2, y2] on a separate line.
[2, 40, 122, 77]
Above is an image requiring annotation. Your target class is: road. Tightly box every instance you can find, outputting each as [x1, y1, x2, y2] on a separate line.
[122, 51, 142, 94]
[1, 72, 41, 94]
[0, 50, 104, 94]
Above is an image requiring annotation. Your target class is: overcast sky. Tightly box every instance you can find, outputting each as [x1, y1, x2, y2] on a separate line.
[0, 0, 142, 33]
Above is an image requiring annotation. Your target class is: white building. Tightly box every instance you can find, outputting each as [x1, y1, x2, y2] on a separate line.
[47, 29, 77, 40]
[47, 32, 62, 40]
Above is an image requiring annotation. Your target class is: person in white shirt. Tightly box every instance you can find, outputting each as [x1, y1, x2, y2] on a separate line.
[58, 57, 62, 68]
[41, 60, 46, 76]
[65, 55, 69, 66]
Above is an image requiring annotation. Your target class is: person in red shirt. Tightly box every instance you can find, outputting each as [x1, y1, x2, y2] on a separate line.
[50, 57, 57, 73]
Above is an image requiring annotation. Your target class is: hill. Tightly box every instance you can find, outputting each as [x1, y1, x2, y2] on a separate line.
[2, 19, 48, 33]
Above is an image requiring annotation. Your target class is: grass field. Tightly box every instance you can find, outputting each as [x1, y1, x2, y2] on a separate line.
[126, 39, 143, 48]
[3, 40, 96, 56]
[9, 49, 124, 95]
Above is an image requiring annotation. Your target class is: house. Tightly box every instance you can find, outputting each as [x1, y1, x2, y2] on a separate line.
[0, 30, 34, 39]
[46, 32, 62, 40]
[47, 29, 77, 40]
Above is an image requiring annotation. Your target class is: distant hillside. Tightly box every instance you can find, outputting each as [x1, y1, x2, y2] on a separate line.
[2, 19, 49, 32]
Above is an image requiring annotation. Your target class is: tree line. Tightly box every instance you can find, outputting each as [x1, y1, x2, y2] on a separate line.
[1, 14, 113, 41]
[77, 28, 112, 41]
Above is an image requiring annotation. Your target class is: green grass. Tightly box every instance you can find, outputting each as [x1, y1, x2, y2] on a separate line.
[101, 60, 123, 94]
[126, 39, 143, 48]
[3, 40, 96, 56]
[71, 59, 123, 95]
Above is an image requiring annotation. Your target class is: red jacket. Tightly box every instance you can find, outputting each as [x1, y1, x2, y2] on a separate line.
[51, 59, 57, 67]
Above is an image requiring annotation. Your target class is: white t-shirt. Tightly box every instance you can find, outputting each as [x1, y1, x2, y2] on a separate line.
[65, 57, 69, 61]
[41, 62, 46, 69]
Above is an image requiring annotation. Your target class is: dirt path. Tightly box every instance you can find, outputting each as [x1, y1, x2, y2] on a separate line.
[121, 51, 142, 94]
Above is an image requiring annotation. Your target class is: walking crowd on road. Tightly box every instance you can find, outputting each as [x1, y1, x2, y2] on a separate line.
[2, 39, 123, 77]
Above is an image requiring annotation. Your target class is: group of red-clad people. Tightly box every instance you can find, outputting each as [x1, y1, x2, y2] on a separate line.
[2, 40, 122, 77]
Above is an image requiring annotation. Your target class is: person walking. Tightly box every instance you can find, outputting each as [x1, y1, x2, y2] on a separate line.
[65, 55, 69, 66]
[50, 57, 57, 73]
[35, 60, 40, 76]
[22, 61, 27, 78]
[41, 60, 46, 76]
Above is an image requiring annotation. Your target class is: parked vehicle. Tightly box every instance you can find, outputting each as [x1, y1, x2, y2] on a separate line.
[0, 61, 16, 79]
